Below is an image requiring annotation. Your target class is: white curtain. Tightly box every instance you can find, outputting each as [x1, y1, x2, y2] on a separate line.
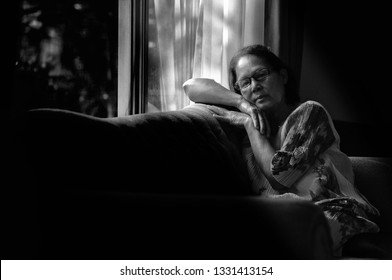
[193, 0, 265, 88]
[154, 0, 200, 111]
[153, 0, 265, 111]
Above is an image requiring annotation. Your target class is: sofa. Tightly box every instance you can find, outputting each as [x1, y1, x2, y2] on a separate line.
[4, 103, 392, 260]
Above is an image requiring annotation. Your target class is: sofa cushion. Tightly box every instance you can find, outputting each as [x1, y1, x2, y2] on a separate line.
[32, 190, 333, 259]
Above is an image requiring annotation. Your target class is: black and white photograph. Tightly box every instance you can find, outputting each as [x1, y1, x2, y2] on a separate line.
[3, 0, 392, 276]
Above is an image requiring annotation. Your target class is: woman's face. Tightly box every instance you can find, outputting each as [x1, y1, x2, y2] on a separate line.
[235, 55, 287, 113]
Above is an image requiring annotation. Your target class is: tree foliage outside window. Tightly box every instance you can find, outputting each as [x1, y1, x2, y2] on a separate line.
[13, 0, 118, 118]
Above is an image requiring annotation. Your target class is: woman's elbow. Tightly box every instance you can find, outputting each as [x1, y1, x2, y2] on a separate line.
[182, 78, 195, 94]
[269, 174, 291, 190]
[183, 78, 201, 101]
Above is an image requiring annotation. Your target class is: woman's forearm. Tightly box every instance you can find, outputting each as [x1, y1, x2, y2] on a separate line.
[183, 78, 242, 108]
[245, 124, 286, 191]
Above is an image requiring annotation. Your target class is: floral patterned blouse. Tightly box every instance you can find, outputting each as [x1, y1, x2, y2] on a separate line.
[242, 100, 380, 256]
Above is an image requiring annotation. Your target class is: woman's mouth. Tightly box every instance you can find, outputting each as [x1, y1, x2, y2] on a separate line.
[255, 95, 268, 102]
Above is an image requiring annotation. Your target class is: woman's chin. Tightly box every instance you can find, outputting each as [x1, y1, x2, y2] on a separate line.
[255, 99, 272, 110]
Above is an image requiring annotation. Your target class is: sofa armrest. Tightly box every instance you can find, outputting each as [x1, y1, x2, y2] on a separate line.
[350, 157, 392, 233]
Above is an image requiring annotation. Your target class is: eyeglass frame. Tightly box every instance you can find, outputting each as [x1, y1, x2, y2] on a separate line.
[234, 68, 272, 91]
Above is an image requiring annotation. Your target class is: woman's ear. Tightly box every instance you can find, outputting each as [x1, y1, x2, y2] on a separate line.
[279, 69, 288, 85]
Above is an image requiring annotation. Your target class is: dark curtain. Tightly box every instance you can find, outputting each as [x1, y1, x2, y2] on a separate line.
[265, 0, 305, 96]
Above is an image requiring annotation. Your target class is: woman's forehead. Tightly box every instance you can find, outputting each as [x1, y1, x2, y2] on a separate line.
[236, 55, 267, 77]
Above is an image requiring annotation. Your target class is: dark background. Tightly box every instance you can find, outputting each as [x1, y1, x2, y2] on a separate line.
[6, 0, 117, 120]
[300, 1, 392, 125]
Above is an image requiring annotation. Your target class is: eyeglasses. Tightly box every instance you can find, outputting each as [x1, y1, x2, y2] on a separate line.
[234, 68, 271, 91]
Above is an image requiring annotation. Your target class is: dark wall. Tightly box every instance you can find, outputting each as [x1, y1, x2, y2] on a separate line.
[300, 1, 392, 125]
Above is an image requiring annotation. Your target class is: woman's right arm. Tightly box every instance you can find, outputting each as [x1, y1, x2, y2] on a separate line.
[183, 78, 266, 133]
[183, 78, 242, 108]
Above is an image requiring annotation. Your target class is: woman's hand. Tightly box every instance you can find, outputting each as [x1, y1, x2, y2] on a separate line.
[207, 105, 251, 128]
[208, 105, 270, 137]
[237, 98, 270, 137]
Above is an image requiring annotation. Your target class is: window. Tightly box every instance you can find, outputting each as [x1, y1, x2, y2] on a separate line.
[14, 0, 302, 117]
[118, 0, 267, 116]
[13, 0, 118, 118]
[146, 0, 199, 113]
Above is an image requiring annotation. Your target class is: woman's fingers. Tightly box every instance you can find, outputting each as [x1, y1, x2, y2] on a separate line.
[208, 105, 250, 127]
[207, 105, 226, 116]
[249, 108, 260, 131]
[238, 98, 262, 131]
[212, 115, 229, 124]
[209, 102, 272, 137]
[257, 111, 265, 135]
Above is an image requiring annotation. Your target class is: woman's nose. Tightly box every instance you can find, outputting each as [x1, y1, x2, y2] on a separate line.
[250, 78, 263, 91]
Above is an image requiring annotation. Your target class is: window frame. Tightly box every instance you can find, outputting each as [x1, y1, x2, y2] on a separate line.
[117, 0, 149, 116]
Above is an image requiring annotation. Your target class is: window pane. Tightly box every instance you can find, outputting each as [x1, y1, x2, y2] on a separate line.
[147, 0, 162, 112]
[13, 0, 118, 118]
[146, 0, 194, 113]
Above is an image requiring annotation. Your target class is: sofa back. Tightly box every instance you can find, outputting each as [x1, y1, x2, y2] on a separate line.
[17, 106, 392, 198]
[18, 105, 253, 196]
[333, 120, 392, 157]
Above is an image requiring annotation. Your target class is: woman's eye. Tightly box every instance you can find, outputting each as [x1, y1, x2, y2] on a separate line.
[242, 80, 251, 87]
[255, 73, 267, 80]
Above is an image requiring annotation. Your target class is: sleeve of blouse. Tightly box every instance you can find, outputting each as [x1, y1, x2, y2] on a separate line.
[271, 101, 337, 187]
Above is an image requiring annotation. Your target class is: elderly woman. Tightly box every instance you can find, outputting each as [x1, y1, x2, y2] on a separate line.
[183, 44, 379, 256]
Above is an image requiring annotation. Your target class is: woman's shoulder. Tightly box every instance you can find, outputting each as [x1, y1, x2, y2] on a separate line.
[285, 100, 331, 127]
[281, 99, 336, 148]
[292, 100, 328, 115]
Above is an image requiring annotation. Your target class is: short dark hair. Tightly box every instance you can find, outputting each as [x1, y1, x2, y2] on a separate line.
[228, 44, 300, 105]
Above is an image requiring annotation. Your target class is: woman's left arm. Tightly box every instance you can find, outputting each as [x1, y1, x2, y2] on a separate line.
[208, 102, 337, 190]
[244, 120, 287, 190]
[269, 101, 337, 188]
[246, 102, 339, 190]
[209, 105, 285, 190]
